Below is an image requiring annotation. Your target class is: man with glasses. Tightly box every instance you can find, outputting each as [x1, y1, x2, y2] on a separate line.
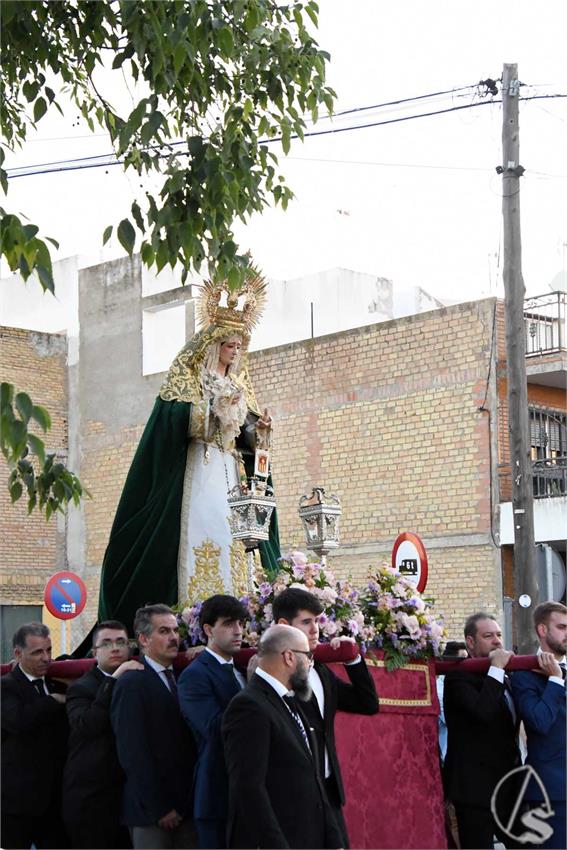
[62, 620, 143, 849]
[222, 624, 343, 850]
[273, 587, 379, 847]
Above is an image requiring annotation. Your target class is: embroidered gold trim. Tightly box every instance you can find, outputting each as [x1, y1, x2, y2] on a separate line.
[159, 325, 259, 413]
[365, 656, 432, 707]
[187, 539, 225, 603]
[230, 541, 249, 599]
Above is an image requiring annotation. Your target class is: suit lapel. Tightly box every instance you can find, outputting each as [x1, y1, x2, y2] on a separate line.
[251, 675, 313, 764]
[201, 651, 241, 701]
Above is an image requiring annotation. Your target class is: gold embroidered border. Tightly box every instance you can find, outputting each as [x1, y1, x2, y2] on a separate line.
[186, 539, 224, 602]
[365, 656, 432, 707]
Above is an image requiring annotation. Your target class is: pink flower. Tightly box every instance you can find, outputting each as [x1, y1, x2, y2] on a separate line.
[323, 620, 338, 637]
[290, 551, 308, 566]
[429, 622, 444, 641]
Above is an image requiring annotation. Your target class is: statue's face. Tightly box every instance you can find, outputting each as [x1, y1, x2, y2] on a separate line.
[218, 337, 242, 371]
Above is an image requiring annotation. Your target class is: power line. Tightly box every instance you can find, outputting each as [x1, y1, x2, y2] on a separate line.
[6, 93, 566, 180]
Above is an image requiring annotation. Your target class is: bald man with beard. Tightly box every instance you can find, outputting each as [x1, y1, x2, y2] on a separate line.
[222, 625, 343, 850]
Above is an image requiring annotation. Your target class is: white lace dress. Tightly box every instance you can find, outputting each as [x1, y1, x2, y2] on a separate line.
[177, 372, 250, 603]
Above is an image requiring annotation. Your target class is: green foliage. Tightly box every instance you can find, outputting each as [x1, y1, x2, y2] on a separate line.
[1, 0, 335, 289]
[0, 382, 86, 520]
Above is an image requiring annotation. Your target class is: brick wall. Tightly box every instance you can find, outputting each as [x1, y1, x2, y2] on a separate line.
[244, 299, 500, 638]
[0, 327, 68, 608]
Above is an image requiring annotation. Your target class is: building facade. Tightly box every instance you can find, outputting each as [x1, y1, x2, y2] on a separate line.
[1, 257, 565, 651]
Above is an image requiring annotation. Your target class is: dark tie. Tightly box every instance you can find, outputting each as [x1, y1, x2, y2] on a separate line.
[223, 662, 243, 690]
[283, 695, 311, 754]
[163, 669, 178, 703]
[31, 678, 46, 697]
[558, 662, 566, 681]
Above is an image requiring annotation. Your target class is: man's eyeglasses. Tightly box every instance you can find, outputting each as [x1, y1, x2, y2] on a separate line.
[94, 638, 129, 650]
[287, 648, 314, 662]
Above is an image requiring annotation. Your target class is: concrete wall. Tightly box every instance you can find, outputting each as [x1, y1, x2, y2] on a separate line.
[249, 267, 445, 352]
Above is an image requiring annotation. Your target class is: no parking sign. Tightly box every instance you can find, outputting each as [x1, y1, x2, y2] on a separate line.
[392, 532, 428, 593]
[44, 571, 87, 620]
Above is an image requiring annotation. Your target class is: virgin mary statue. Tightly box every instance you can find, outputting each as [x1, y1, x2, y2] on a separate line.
[98, 268, 280, 631]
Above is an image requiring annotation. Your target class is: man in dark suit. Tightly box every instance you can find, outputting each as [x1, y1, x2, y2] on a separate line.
[178, 594, 248, 849]
[222, 624, 343, 850]
[443, 611, 521, 849]
[273, 587, 379, 846]
[1, 622, 69, 850]
[511, 601, 566, 850]
[111, 604, 197, 849]
[62, 619, 144, 848]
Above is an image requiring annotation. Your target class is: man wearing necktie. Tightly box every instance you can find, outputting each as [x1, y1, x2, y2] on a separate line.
[511, 601, 567, 850]
[443, 612, 521, 849]
[1, 622, 69, 850]
[178, 594, 248, 849]
[110, 604, 197, 849]
[222, 624, 344, 850]
[272, 587, 379, 847]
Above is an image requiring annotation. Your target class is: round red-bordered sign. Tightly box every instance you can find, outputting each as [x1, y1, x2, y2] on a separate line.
[44, 571, 87, 620]
[392, 532, 428, 593]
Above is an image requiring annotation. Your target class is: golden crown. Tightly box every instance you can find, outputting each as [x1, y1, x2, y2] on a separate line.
[196, 266, 268, 336]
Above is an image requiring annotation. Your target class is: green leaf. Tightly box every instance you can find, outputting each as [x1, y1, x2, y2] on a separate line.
[10, 481, 23, 503]
[31, 404, 51, 432]
[1, 382, 14, 411]
[27, 433, 46, 466]
[117, 218, 136, 255]
[173, 42, 186, 74]
[131, 201, 144, 231]
[217, 27, 234, 58]
[141, 242, 155, 266]
[22, 80, 38, 102]
[36, 264, 54, 294]
[102, 225, 113, 245]
[15, 392, 33, 423]
[33, 97, 48, 123]
[22, 224, 39, 240]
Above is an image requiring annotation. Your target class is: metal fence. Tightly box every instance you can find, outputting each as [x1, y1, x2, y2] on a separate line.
[524, 291, 566, 356]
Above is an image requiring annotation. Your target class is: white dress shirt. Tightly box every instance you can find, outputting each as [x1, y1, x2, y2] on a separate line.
[144, 654, 176, 692]
[19, 667, 49, 694]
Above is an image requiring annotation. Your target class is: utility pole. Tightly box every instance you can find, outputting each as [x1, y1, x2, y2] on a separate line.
[501, 63, 538, 654]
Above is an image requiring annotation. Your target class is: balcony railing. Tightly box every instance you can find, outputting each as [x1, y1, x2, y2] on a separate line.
[524, 291, 566, 356]
[499, 457, 567, 501]
[532, 457, 567, 498]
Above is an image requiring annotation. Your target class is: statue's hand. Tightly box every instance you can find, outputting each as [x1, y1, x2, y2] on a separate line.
[256, 407, 272, 430]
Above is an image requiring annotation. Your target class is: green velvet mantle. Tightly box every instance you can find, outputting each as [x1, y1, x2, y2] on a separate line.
[98, 396, 280, 632]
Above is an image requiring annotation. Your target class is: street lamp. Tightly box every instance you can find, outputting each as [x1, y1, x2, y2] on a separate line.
[298, 486, 342, 565]
[228, 480, 276, 589]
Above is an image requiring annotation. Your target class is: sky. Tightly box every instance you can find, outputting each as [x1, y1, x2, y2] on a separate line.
[2, 0, 567, 311]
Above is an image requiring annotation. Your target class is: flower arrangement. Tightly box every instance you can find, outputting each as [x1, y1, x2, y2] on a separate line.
[175, 551, 445, 671]
[360, 564, 445, 670]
